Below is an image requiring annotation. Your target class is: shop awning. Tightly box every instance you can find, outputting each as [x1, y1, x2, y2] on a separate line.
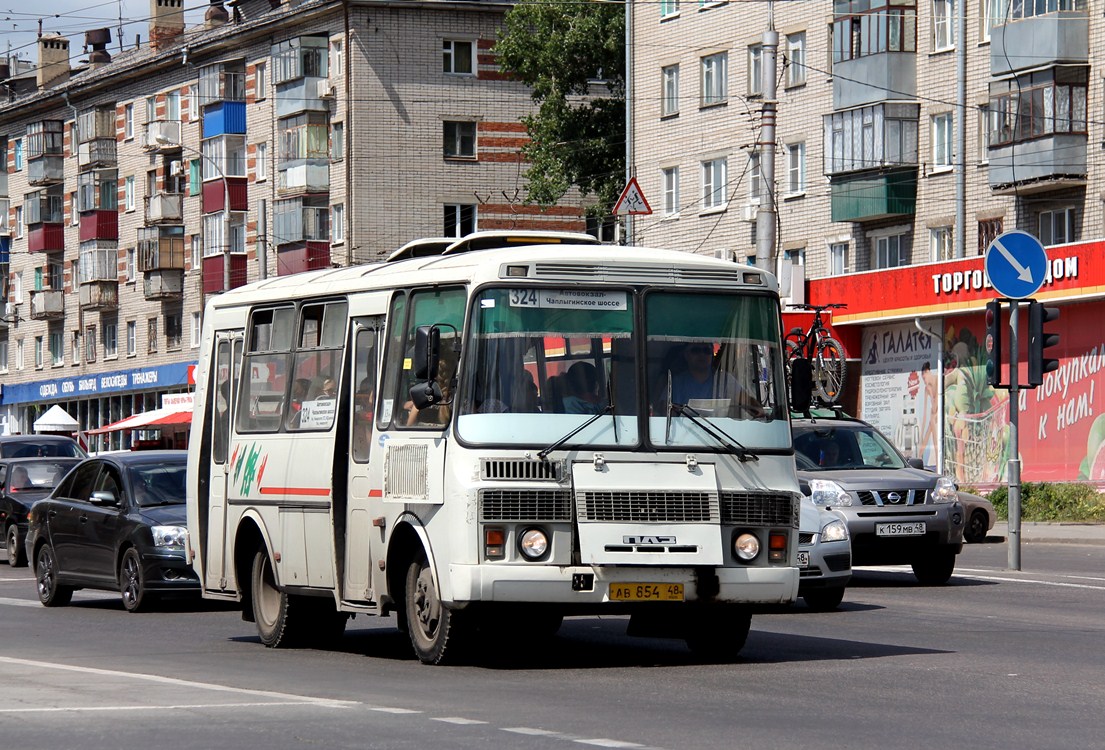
[88, 405, 192, 435]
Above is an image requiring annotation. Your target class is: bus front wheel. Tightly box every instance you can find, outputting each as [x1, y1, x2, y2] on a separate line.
[684, 608, 752, 663]
[405, 553, 466, 665]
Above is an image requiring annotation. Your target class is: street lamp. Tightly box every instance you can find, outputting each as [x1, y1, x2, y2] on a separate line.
[154, 134, 232, 293]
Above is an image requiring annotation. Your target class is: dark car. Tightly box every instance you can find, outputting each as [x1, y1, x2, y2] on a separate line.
[792, 416, 965, 585]
[0, 435, 87, 459]
[26, 450, 198, 611]
[1, 457, 83, 566]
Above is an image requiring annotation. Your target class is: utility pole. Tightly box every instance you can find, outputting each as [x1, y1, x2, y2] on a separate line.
[755, 3, 777, 272]
[624, 0, 635, 245]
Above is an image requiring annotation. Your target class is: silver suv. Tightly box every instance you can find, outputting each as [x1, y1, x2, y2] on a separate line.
[792, 416, 965, 585]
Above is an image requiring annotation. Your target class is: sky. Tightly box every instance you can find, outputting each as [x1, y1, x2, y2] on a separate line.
[1, 1, 205, 70]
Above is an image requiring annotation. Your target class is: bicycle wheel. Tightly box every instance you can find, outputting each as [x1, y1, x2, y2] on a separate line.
[813, 337, 846, 403]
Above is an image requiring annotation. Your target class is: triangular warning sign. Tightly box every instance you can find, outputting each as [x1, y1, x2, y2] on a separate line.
[613, 177, 652, 216]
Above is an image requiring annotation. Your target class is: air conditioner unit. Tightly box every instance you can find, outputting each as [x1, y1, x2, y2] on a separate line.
[169, 160, 183, 176]
[317, 79, 336, 100]
[741, 204, 758, 222]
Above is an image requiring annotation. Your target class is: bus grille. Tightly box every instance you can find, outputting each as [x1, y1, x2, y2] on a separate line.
[578, 491, 716, 523]
[479, 489, 572, 521]
[720, 492, 799, 528]
[481, 459, 561, 482]
[384, 443, 428, 500]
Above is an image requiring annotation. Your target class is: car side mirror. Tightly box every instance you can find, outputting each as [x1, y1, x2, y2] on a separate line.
[90, 490, 119, 506]
[906, 457, 924, 469]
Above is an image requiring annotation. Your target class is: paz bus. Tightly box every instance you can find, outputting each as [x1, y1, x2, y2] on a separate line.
[185, 231, 801, 664]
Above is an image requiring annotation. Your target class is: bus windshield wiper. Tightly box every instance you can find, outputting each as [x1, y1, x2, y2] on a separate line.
[667, 402, 759, 462]
[537, 405, 614, 462]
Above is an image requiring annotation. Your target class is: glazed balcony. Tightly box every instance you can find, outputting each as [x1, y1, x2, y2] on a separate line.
[27, 155, 64, 186]
[145, 193, 184, 223]
[30, 289, 64, 320]
[77, 138, 117, 169]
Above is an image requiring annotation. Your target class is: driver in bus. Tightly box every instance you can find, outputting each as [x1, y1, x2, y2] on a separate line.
[660, 342, 763, 418]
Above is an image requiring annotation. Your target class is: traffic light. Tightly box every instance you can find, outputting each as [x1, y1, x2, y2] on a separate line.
[1027, 301, 1060, 387]
[985, 299, 1003, 389]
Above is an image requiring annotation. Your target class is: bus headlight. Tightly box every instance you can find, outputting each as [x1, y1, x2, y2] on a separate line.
[518, 528, 549, 560]
[733, 532, 760, 561]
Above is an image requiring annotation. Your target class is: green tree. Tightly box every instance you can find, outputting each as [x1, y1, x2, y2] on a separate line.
[495, 1, 625, 216]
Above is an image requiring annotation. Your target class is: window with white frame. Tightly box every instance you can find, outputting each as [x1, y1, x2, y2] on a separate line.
[829, 242, 849, 275]
[124, 104, 134, 139]
[1038, 207, 1076, 246]
[786, 32, 806, 87]
[148, 318, 158, 353]
[785, 142, 806, 194]
[444, 204, 477, 237]
[124, 176, 135, 211]
[443, 40, 475, 75]
[166, 90, 181, 121]
[332, 203, 345, 243]
[13, 272, 22, 304]
[330, 122, 343, 161]
[933, 0, 954, 51]
[330, 38, 344, 75]
[978, 104, 990, 164]
[255, 61, 267, 100]
[104, 319, 118, 358]
[146, 96, 156, 123]
[700, 52, 727, 106]
[126, 320, 137, 356]
[203, 213, 246, 256]
[191, 312, 202, 348]
[256, 142, 268, 181]
[34, 336, 43, 368]
[931, 226, 954, 261]
[932, 113, 953, 169]
[982, 0, 1009, 41]
[126, 247, 136, 281]
[14, 138, 22, 171]
[748, 152, 762, 204]
[661, 65, 680, 116]
[49, 330, 63, 366]
[701, 157, 727, 210]
[16, 339, 23, 370]
[72, 330, 81, 365]
[443, 121, 476, 158]
[0, 337, 7, 372]
[748, 45, 763, 95]
[875, 232, 910, 268]
[166, 310, 182, 350]
[660, 0, 679, 17]
[191, 235, 201, 269]
[15, 206, 23, 238]
[86, 325, 96, 362]
[661, 167, 680, 215]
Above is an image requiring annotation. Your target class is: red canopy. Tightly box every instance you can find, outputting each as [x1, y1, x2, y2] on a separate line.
[88, 406, 192, 435]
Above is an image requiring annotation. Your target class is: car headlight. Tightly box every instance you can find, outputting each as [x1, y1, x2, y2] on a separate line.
[820, 519, 849, 542]
[932, 476, 958, 503]
[808, 479, 852, 507]
[151, 525, 187, 549]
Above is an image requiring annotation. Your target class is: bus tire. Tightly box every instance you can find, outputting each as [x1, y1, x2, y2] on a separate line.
[684, 608, 752, 663]
[251, 548, 309, 648]
[405, 553, 466, 665]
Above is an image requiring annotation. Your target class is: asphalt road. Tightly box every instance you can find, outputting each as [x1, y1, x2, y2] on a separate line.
[1, 540, 1102, 750]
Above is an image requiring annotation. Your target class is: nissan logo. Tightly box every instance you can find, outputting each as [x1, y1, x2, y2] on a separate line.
[886, 492, 903, 504]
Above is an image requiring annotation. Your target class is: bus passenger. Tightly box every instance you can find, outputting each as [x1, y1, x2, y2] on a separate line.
[563, 362, 601, 415]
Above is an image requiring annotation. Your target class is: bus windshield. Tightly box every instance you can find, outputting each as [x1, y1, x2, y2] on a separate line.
[455, 286, 789, 450]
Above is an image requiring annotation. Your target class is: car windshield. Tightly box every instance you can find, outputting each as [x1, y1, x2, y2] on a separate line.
[128, 462, 187, 506]
[1, 440, 86, 458]
[4, 459, 80, 491]
[454, 287, 790, 451]
[793, 423, 907, 470]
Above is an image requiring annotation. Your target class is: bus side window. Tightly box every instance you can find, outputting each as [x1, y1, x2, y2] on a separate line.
[213, 340, 231, 463]
[352, 325, 378, 462]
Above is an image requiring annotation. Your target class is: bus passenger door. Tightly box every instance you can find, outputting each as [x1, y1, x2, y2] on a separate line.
[343, 317, 383, 603]
[203, 330, 243, 593]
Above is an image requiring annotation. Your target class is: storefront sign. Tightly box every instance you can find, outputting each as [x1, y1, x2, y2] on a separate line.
[2, 362, 197, 405]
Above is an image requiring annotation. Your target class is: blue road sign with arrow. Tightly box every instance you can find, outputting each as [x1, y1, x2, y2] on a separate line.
[985, 230, 1049, 299]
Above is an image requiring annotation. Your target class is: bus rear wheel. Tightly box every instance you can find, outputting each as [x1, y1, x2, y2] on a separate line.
[405, 553, 466, 665]
[251, 548, 312, 648]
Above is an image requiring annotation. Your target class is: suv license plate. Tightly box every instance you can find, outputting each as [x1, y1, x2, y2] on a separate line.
[608, 583, 685, 602]
[876, 522, 926, 537]
[797, 551, 810, 567]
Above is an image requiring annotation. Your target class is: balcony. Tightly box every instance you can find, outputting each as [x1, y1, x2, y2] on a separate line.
[990, 12, 1088, 76]
[28, 224, 65, 253]
[202, 101, 247, 138]
[79, 280, 119, 311]
[138, 225, 185, 271]
[144, 119, 182, 151]
[202, 253, 248, 294]
[145, 193, 184, 223]
[274, 77, 330, 119]
[201, 178, 248, 213]
[834, 53, 916, 111]
[276, 242, 331, 276]
[830, 169, 917, 223]
[27, 155, 64, 186]
[277, 161, 330, 196]
[143, 270, 184, 300]
[78, 138, 117, 169]
[988, 135, 1087, 195]
[78, 210, 119, 242]
[30, 289, 64, 320]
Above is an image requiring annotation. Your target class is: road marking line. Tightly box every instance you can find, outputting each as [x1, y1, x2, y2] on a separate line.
[0, 596, 40, 608]
[952, 568, 1105, 589]
[574, 740, 645, 748]
[0, 577, 31, 582]
[433, 717, 488, 725]
[368, 707, 422, 714]
[0, 701, 348, 714]
[0, 656, 357, 707]
[503, 727, 562, 736]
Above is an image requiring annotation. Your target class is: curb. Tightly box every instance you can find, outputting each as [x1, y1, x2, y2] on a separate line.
[988, 523, 1105, 546]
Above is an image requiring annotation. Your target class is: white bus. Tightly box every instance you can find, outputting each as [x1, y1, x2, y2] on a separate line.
[186, 232, 801, 664]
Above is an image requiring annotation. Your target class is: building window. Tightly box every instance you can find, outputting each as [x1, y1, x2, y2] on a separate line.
[829, 242, 849, 275]
[203, 212, 246, 256]
[932, 0, 954, 51]
[331, 203, 345, 244]
[701, 157, 727, 210]
[1038, 207, 1076, 246]
[700, 53, 727, 106]
[34, 336, 43, 368]
[124, 176, 135, 211]
[932, 113, 953, 169]
[330, 38, 344, 74]
[256, 142, 268, 181]
[786, 32, 806, 87]
[662, 167, 680, 215]
[978, 103, 990, 164]
[126, 248, 136, 281]
[148, 318, 158, 354]
[191, 235, 201, 269]
[1005, 0, 1079, 21]
[661, 65, 680, 116]
[748, 152, 762, 204]
[146, 95, 156, 123]
[748, 45, 762, 96]
[443, 121, 476, 158]
[104, 319, 118, 358]
[124, 104, 134, 139]
[444, 204, 476, 237]
[72, 330, 81, 364]
[978, 218, 1003, 255]
[331, 122, 344, 161]
[834, 1, 918, 62]
[443, 40, 475, 75]
[191, 312, 202, 348]
[166, 90, 181, 122]
[931, 226, 954, 261]
[86, 325, 97, 362]
[785, 142, 806, 194]
[989, 68, 1087, 146]
[50, 330, 63, 365]
[0, 337, 7, 373]
[47, 255, 64, 290]
[255, 61, 267, 100]
[982, 0, 1009, 42]
[15, 206, 23, 238]
[14, 138, 22, 171]
[660, 0, 679, 17]
[166, 312, 182, 351]
[16, 339, 23, 370]
[875, 232, 910, 268]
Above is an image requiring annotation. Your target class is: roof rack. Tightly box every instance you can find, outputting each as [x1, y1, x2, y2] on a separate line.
[385, 238, 455, 263]
[791, 403, 850, 420]
[440, 230, 601, 255]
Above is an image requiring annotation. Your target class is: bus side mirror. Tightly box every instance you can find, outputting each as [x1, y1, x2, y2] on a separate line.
[413, 325, 441, 381]
[790, 357, 813, 416]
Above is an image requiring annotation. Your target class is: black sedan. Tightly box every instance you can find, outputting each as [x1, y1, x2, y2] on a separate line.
[26, 450, 198, 612]
[1, 457, 83, 566]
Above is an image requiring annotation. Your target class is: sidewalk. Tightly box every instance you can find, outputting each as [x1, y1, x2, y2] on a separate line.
[989, 521, 1105, 546]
